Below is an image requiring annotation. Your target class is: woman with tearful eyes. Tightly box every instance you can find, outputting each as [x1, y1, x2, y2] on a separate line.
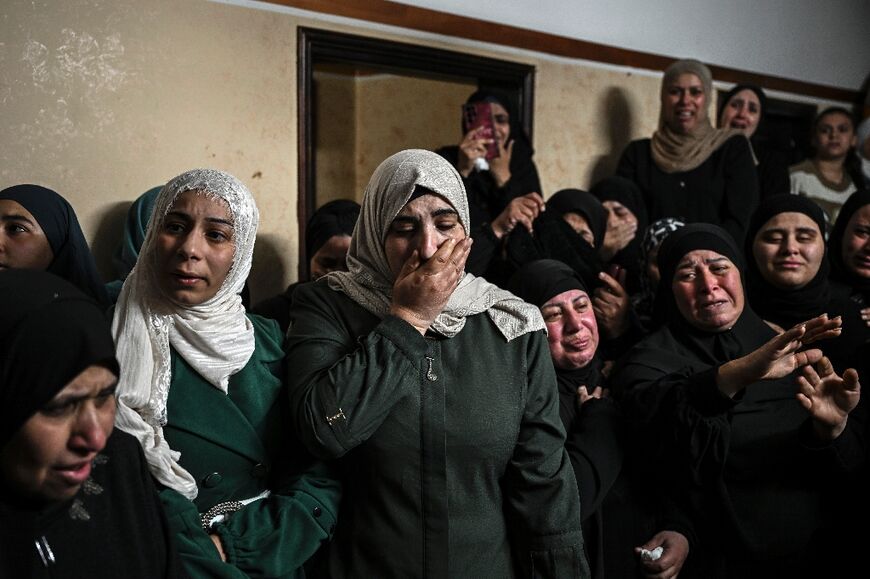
[616, 59, 759, 246]
[112, 169, 340, 579]
[0, 184, 109, 306]
[611, 223, 864, 578]
[285, 150, 590, 578]
[829, 189, 870, 305]
[0, 269, 183, 578]
[508, 259, 693, 579]
[716, 84, 790, 200]
[744, 194, 869, 376]
[530, 188, 644, 360]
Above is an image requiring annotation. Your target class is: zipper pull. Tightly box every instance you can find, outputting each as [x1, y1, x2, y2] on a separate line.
[35, 536, 55, 567]
[424, 356, 438, 382]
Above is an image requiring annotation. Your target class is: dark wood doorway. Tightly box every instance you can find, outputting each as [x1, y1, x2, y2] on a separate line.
[297, 27, 535, 279]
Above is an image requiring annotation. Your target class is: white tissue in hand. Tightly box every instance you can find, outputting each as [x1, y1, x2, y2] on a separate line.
[474, 157, 489, 172]
[640, 546, 664, 561]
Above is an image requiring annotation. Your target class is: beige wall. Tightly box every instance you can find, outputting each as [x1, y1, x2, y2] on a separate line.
[314, 71, 473, 206]
[1, 0, 842, 301]
[314, 72, 356, 205]
[2, 0, 297, 303]
[353, 74, 474, 198]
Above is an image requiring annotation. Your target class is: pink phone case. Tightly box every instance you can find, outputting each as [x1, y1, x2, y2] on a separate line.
[462, 102, 499, 160]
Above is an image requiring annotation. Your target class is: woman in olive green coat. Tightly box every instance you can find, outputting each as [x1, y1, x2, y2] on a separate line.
[112, 168, 340, 578]
[286, 150, 590, 578]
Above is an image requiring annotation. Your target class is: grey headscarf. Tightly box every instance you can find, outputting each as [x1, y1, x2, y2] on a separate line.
[328, 149, 544, 341]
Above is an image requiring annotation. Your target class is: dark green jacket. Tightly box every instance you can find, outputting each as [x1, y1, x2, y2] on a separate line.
[160, 314, 341, 578]
[286, 280, 589, 579]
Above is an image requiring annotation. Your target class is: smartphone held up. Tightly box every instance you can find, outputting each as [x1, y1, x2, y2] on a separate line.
[462, 102, 500, 161]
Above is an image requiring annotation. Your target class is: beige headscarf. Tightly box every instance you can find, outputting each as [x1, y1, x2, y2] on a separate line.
[328, 149, 544, 341]
[112, 168, 259, 499]
[651, 58, 745, 173]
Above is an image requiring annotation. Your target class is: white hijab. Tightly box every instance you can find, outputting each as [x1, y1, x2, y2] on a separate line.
[112, 168, 259, 499]
[328, 149, 544, 341]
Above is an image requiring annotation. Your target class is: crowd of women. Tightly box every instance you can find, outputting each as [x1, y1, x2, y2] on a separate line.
[1, 56, 869, 579]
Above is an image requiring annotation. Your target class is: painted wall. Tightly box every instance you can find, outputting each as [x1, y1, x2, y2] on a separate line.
[394, 0, 870, 91]
[2, 0, 298, 302]
[315, 71, 474, 206]
[0, 0, 853, 301]
[314, 72, 357, 205]
[353, 74, 475, 198]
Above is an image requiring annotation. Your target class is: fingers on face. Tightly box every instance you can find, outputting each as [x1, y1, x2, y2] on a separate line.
[401, 249, 421, 273]
[444, 238, 471, 274]
[600, 272, 625, 294]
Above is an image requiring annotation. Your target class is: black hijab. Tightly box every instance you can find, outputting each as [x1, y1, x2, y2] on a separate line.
[305, 199, 360, 265]
[744, 194, 830, 328]
[590, 176, 649, 293]
[506, 209, 604, 291]
[546, 188, 609, 250]
[0, 184, 108, 305]
[507, 259, 603, 390]
[717, 84, 768, 127]
[590, 176, 648, 232]
[0, 269, 118, 448]
[829, 188, 870, 298]
[656, 223, 771, 364]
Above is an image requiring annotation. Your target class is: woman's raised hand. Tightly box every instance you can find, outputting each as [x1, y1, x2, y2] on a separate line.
[797, 356, 860, 440]
[592, 270, 631, 339]
[798, 314, 843, 345]
[488, 138, 514, 187]
[716, 314, 841, 397]
[490, 192, 545, 238]
[457, 127, 492, 177]
[389, 237, 473, 335]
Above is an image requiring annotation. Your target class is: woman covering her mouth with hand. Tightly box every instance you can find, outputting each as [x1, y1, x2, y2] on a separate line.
[285, 149, 590, 578]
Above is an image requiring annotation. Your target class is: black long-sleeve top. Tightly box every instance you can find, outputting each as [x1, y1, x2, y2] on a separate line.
[435, 145, 542, 281]
[616, 136, 759, 246]
[611, 313, 867, 578]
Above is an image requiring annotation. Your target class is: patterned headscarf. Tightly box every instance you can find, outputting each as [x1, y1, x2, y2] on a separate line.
[112, 168, 259, 499]
[327, 149, 544, 341]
